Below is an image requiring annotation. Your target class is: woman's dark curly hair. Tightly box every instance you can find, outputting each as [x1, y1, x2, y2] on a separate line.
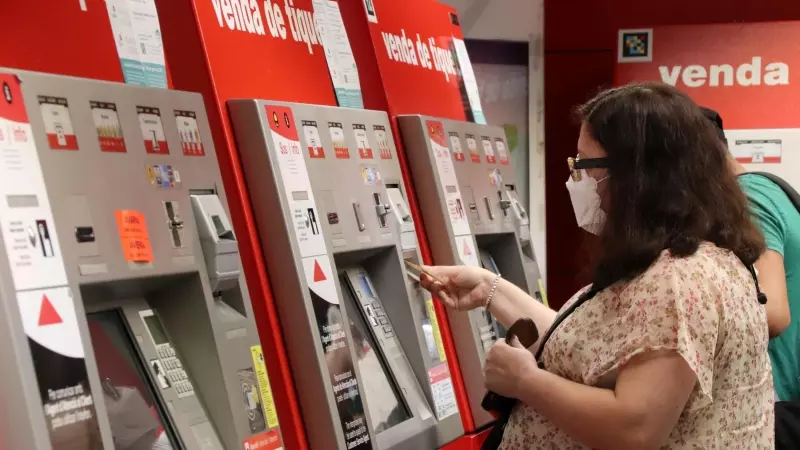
[577, 82, 765, 292]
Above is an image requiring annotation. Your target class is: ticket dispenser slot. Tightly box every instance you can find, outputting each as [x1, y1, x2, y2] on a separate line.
[191, 195, 240, 293]
[385, 185, 417, 252]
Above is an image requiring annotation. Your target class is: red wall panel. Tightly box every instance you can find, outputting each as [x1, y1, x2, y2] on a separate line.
[542, 0, 800, 308]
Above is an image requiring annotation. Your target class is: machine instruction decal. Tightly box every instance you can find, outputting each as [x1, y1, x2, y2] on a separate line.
[175, 110, 205, 156]
[38, 96, 79, 150]
[137, 106, 169, 155]
[427, 363, 459, 420]
[313, 0, 364, 109]
[251, 345, 281, 430]
[449, 131, 465, 162]
[105, 0, 168, 88]
[329, 122, 350, 159]
[303, 120, 325, 159]
[304, 255, 372, 450]
[90, 101, 127, 152]
[481, 136, 496, 164]
[239, 367, 269, 433]
[495, 137, 509, 165]
[353, 123, 373, 159]
[243, 429, 283, 450]
[466, 133, 480, 163]
[115, 210, 154, 263]
[373, 125, 392, 160]
[267, 106, 327, 257]
[427, 121, 472, 237]
[0, 74, 102, 448]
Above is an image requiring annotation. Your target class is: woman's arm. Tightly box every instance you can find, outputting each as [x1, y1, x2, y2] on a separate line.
[515, 349, 696, 450]
[488, 278, 556, 347]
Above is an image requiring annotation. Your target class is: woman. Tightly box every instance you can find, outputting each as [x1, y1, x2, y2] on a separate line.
[420, 83, 774, 449]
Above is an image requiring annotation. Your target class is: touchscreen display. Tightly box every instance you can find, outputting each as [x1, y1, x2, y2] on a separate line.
[340, 275, 411, 433]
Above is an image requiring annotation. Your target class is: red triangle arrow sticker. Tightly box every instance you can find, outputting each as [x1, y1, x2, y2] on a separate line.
[38, 295, 63, 326]
[463, 240, 473, 256]
[313, 260, 326, 282]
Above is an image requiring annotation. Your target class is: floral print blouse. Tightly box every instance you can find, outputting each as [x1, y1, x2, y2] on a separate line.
[500, 244, 774, 449]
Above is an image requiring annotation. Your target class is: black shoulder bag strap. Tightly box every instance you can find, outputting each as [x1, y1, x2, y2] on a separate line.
[481, 289, 597, 450]
[744, 172, 800, 213]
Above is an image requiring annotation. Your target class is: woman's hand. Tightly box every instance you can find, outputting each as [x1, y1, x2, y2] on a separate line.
[419, 265, 496, 311]
[484, 338, 537, 398]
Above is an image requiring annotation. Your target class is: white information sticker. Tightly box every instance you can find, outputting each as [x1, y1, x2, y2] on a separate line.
[428, 364, 458, 420]
[267, 106, 327, 258]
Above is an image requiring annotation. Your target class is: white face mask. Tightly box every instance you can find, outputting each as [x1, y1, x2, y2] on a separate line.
[566, 170, 607, 235]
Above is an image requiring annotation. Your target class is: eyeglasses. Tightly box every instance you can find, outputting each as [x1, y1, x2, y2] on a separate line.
[567, 156, 609, 181]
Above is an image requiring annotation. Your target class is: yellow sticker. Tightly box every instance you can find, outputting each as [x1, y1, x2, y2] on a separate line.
[538, 278, 549, 308]
[250, 345, 279, 429]
[425, 298, 447, 362]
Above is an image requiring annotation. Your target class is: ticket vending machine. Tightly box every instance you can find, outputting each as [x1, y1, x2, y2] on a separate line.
[0, 69, 283, 450]
[228, 100, 465, 449]
[397, 115, 544, 429]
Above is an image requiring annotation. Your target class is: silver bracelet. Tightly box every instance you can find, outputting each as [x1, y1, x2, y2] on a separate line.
[485, 274, 502, 312]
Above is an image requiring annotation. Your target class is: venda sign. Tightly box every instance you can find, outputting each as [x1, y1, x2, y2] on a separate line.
[614, 22, 800, 130]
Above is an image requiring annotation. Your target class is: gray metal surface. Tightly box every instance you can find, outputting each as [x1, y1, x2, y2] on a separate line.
[0, 68, 281, 450]
[397, 114, 544, 429]
[228, 100, 464, 449]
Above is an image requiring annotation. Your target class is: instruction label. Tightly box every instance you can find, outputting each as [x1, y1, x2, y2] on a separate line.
[268, 106, 326, 257]
[353, 124, 373, 159]
[428, 121, 471, 237]
[115, 210, 154, 263]
[38, 96, 78, 151]
[313, 0, 363, 108]
[481, 136, 496, 164]
[425, 298, 446, 362]
[373, 125, 392, 160]
[175, 110, 205, 156]
[449, 131, 464, 162]
[495, 138, 509, 165]
[329, 122, 350, 159]
[250, 345, 280, 429]
[91, 101, 126, 153]
[303, 120, 325, 159]
[427, 363, 459, 420]
[466, 134, 480, 163]
[0, 74, 102, 449]
[137, 106, 169, 155]
[242, 429, 282, 450]
[105, 0, 167, 88]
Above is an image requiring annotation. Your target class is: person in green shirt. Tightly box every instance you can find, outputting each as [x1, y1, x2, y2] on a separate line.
[703, 107, 800, 446]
